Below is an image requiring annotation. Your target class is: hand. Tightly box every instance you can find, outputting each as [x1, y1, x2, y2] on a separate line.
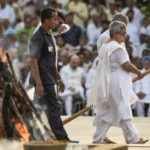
[137, 92, 146, 99]
[69, 87, 75, 93]
[57, 26, 67, 35]
[137, 71, 144, 80]
[36, 84, 44, 97]
[57, 80, 65, 93]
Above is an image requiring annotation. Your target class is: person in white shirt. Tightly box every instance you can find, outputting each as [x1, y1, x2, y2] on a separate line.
[122, 0, 143, 27]
[134, 56, 150, 117]
[0, 0, 16, 25]
[126, 9, 140, 57]
[88, 21, 148, 144]
[87, 15, 102, 46]
[60, 55, 85, 116]
[140, 17, 150, 35]
[97, 12, 128, 53]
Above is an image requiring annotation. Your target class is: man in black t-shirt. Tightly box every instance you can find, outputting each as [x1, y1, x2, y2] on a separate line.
[30, 7, 72, 141]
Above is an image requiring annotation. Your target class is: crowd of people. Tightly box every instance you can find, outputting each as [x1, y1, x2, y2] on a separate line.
[0, 0, 150, 117]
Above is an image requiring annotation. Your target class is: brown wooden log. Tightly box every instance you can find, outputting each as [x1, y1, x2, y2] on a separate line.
[24, 141, 128, 150]
[62, 105, 93, 125]
[63, 69, 150, 125]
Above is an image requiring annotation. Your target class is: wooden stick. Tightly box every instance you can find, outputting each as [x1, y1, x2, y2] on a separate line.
[63, 69, 150, 125]
[132, 69, 150, 83]
[62, 105, 93, 125]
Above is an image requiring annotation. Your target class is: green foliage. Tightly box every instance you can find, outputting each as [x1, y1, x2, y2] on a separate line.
[141, 2, 150, 17]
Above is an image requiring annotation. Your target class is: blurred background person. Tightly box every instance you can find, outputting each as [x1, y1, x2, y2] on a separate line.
[60, 55, 86, 116]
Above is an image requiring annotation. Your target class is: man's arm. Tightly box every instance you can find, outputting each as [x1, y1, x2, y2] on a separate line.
[30, 58, 44, 97]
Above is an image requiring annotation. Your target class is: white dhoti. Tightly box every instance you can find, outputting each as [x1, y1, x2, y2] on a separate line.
[93, 115, 139, 144]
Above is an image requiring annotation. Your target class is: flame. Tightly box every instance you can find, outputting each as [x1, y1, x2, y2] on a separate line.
[0, 123, 4, 136]
[12, 118, 30, 142]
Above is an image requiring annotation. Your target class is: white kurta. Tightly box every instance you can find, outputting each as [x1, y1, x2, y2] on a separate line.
[97, 30, 109, 54]
[60, 64, 85, 116]
[90, 41, 133, 126]
[96, 29, 138, 105]
[133, 68, 150, 104]
[133, 69, 150, 117]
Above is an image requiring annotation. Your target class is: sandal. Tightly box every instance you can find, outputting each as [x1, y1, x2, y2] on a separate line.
[136, 138, 149, 144]
[104, 137, 116, 144]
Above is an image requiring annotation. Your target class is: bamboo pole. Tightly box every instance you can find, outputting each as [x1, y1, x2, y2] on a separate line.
[62, 105, 93, 125]
[132, 69, 150, 83]
[63, 69, 150, 125]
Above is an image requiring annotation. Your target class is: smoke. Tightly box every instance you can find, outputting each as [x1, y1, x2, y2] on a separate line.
[0, 139, 24, 150]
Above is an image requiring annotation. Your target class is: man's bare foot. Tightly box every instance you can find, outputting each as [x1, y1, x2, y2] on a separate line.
[136, 138, 149, 144]
[104, 137, 116, 144]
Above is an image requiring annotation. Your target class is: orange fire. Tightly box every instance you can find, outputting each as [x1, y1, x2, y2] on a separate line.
[12, 118, 30, 142]
[0, 123, 4, 137]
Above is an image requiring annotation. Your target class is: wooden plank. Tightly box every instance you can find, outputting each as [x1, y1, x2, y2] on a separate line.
[24, 141, 127, 150]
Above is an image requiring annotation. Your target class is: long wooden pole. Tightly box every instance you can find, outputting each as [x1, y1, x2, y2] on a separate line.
[63, 105, 93, 125]
[132, 69, 150, 83]
[62, 69, 150, 125]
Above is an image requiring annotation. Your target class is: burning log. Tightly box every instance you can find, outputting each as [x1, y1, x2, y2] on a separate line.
[0, 54, 55, 142]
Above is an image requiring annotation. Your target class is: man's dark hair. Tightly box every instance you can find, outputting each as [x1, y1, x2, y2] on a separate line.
[41, 7, 57, 23]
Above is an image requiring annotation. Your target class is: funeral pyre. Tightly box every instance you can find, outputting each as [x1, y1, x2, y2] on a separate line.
[0, 53, 55, 142]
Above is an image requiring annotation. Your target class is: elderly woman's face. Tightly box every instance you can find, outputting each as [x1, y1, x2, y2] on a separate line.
[115, 27, 127, 43]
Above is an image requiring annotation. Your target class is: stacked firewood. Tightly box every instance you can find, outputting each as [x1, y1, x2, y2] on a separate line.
[0, 54, 55, 141]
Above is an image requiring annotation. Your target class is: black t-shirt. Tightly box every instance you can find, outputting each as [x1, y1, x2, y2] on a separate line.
[29, 26, 57, 86]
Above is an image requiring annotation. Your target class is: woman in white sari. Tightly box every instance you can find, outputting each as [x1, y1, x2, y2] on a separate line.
[89, 21, 149, 144]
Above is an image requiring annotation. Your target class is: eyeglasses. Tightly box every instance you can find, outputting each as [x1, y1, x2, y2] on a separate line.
[117, 32, 127, 37]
